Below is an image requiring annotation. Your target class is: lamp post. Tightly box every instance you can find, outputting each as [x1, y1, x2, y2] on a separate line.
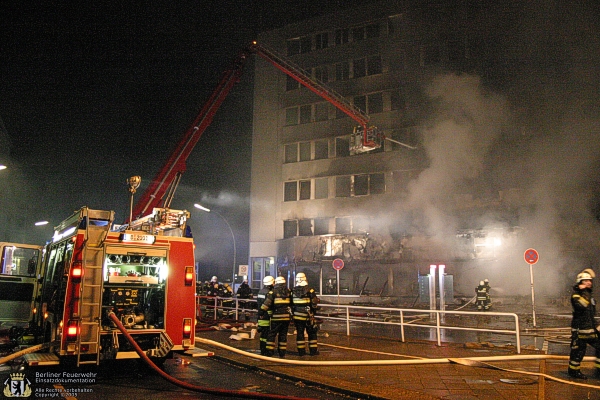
[194, 203, 236, 286]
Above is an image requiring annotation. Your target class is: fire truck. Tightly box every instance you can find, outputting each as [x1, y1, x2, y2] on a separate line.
[25, 206, 196, 366]
[0, 242, 43, 327]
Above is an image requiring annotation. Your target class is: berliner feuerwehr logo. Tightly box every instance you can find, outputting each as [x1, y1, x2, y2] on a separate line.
[3, 373, 32, 397]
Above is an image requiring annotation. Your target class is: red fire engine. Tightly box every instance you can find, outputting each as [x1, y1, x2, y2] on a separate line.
[26, 207, 195, 366]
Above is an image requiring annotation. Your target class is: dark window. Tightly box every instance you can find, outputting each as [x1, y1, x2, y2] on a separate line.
[335, 137, 350, 157]
[335, 28, 349, 45]
[300, 36, 312, 53]
[353, 96, 366, 113]
[335, 218, 351, 234]
[314, 140, 328, 160]
[299, 180, 311, 200]
[299, 105, 312, 124]
[336, 176, 351, 197]
[370, 173, 385, 194]
[315, 102, 329, 122]
[286, 108, 298, 125]
[284, 144, 298, 163]
[299, 142, 311, 162]
[314, 66, 328, 82]
[352, 27, 365, 41]
[298, 219, 313, 236]
[391, 90, 406, 110]
[314, 218, 329, 235]
[284, 181, 297, 202]
[354, 174, 369, 196]
[367, 55, 382, 75]
[448, 39, 465, 62]
[335, 62, 349, 81]
[353, 58, 366, 78]
[314, 178, 328, 199]
[368, 92, 383, 114]
[287, 39, 300, 56]
[315, 33, 328, 50]
[284, 220, 297, 238]
[366, 24, 380, 39]
[286, 75, 300, 91]
[422, 44, 441, 66]
[335, 106, 347, 119]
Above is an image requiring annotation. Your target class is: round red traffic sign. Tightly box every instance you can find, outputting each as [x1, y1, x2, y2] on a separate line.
[524, 248, 539, 265]
[332, 258, 344, 270]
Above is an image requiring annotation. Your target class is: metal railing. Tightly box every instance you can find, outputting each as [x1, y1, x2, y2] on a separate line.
[318, 304, 521, 353]
[195, 296, 521, 353]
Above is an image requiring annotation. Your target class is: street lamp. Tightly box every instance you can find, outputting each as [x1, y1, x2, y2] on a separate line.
[194, 203, 236, 286]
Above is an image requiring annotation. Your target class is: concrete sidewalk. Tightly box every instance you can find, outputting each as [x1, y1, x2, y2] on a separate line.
[194, 327, 600, 400]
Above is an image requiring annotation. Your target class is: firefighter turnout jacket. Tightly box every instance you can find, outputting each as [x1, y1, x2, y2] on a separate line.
[262, 283, 291, 322]
[257, 285, 273, 329]
[291, 286, 319, 321]
[571, 284, 597, 339]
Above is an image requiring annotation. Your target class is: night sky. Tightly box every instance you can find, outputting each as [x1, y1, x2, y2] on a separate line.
[0, 1, 370, 279]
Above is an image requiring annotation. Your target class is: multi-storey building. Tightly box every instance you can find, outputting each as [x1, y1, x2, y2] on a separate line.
[248, 1, 531, 300]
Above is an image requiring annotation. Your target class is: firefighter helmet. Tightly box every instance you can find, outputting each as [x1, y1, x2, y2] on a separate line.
[275, 276, 286, 285]
[582, 268, 596, 278]
[479, 281, 484, 286]
[484, 279, 489, 283]
[296, 272, 307, 286]
[263, 276, 274, 286]
[211, 276, 218, 283]
[577, 271, 594, 283]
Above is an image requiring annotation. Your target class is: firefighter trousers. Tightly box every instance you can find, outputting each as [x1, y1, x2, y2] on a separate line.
[294, 319, 318, 355]
[266, 320, 289, 356]
[569, 330, 600, 373]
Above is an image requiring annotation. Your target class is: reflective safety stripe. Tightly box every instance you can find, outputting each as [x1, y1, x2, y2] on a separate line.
[274, 298, 290, 305]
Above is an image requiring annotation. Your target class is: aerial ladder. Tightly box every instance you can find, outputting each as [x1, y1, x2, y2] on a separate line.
[128, 41, 411, 223]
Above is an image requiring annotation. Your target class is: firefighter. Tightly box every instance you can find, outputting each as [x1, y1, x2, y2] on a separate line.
[292, 272, 320, 356]
[483, 278, 492, 310]
[262, 276, 291, 358]
[236, 279, 253, 320]
[568, 268, 600, 379]
[206, 276, 233, 317]
[256, 276, 274, 355]
[221, 282, 234, 317]
[475, 281, 489, 311]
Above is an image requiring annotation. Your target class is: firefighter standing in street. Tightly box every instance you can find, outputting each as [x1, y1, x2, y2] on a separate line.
[475, 280, 490, 311]
[256, 276, 274, 355]
[568, 268, 600, 379]
[261, 276, 291, 358]
[483, 278, 491, 310]
[236, 279, 253, 320]
[206, 276, 233, 318]
[291, 272, 320, 356]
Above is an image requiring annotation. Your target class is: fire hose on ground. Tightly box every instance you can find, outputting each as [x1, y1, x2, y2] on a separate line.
[195, 336, 600, 390]
[107, 312, 312, 399]
[0, 342, 54, 366]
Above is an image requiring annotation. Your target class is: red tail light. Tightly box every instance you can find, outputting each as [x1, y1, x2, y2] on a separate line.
[185, 266, 194, 286]
[183, 318, 192, 339]
[71, 264, 83, 279]
[66, 320, 79, 341]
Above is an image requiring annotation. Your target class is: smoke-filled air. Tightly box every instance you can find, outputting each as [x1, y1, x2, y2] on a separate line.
[398, 0, 600, 297]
